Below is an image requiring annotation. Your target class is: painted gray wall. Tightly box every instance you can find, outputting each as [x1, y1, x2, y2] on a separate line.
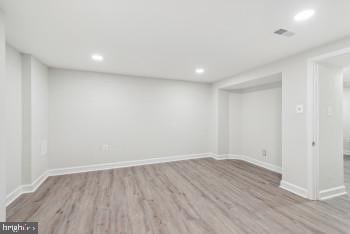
[214, 37, 350, 195]
[0, 10, 6, 221]
[228, 93, 241, 155]
[22, 54, 49, 184]
[5, 45, 22, 195]
[344, 86, 350, 155]
[48, 69, 212, 169]
[30, 57, 49, 181]
[229, 86, 282, 167]
[318, 64, 344, 191]
[3, 33, 350, 203]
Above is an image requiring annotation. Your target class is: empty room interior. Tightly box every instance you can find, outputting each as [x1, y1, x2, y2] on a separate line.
[2, 1, 350, 233]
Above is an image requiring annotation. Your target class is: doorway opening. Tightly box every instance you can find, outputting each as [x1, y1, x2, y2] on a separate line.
[309, 49, 350, 200]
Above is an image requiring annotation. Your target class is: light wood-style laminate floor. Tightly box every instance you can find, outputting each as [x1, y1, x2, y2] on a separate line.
[345, 155, 350, 194]
[7, 158, 350, 234]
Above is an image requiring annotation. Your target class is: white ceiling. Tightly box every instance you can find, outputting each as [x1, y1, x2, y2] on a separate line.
[1, 0, 350, 83]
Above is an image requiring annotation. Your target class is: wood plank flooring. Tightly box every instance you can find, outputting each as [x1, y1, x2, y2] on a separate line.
[7, 158, 350, 234]
[345, 155, 350, 194]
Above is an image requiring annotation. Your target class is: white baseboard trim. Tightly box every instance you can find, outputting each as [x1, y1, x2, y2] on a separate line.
[211, 154, 282, 174]
[210, 154, 241, 160]
[5, 187, 24, 207]
[237, 155, 282, 174]
[280, 180, 308, 198]
[6, 171, 49, 207]
[319, 186, 347, 200]
[6, 153, 210, 206]
[48, 153, 211, 176]
[4, 152, 295, 206]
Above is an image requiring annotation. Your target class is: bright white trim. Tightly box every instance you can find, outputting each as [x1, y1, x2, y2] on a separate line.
[211, 154, 282, 174]
[307, 46, 350, 200]
[319, 186, 347, 200]
[48, 153, 210, 176]
[27, 171, 49, 193]
[212, 154, 282, 174]
[5, 187, 23, 207]
[227, 154, 241, 160]
[344, 150, 350, 156]
[6, 153, 210, 206]
[210, 154, 241, 160]
[4, 152, 300, 206]
[280, 180, 308, 198]
[230, 154, 282, 174]
[6, 171, 49, 206]
[209, 154, 232, 160]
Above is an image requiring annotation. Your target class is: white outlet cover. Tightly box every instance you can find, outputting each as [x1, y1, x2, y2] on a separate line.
[102, 144, 110, 151]
[296, 105, 304, 114]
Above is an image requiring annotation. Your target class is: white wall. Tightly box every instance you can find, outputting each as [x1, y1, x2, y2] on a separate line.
[0, 10, 7, 221]
[214, 37, 350, 197]
[48, 69, 212, 169]
[344, 86, 350, 155]
[5, 45, 22, 195]
[30, 57, 49, 180]
[216, 90, 230, 155]
[22, 55, 49, 184]
[318, 64, 344, 191]
[229, 93, 241, 154]
[229, 85, 282, 167]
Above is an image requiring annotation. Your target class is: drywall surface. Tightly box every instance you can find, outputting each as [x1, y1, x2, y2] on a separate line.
[344, 86, 350, 155]
[48, 69, 212, 169]
[228, 93, 241, 155]
[22, 55, 49, 184]
[216, 90, 230, 155]
[5, 45, 22, 195]
[0, 11, 6, 221]
[318, 64, 344, 190]
[30, 57, 49, 180]
[229, 86, 282, 167]
[214, 37, 350, 195]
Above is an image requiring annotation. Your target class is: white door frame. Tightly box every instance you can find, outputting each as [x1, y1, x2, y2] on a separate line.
[307, 47, 350, 200]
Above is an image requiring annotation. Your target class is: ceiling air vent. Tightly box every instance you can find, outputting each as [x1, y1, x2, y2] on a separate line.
[274, 28, 295, 37]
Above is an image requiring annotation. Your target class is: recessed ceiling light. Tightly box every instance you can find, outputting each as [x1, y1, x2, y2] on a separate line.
[91, 54, 104, 61]
[294, 9, 315, 22]
[195, 68, 205, 74]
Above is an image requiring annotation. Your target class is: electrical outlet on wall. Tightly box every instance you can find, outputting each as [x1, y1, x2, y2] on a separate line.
[101, 144, 111, 152]
[262, 149, 267, 158]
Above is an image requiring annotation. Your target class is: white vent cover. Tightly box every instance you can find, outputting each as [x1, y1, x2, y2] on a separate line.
[274, 29, 295, 37]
